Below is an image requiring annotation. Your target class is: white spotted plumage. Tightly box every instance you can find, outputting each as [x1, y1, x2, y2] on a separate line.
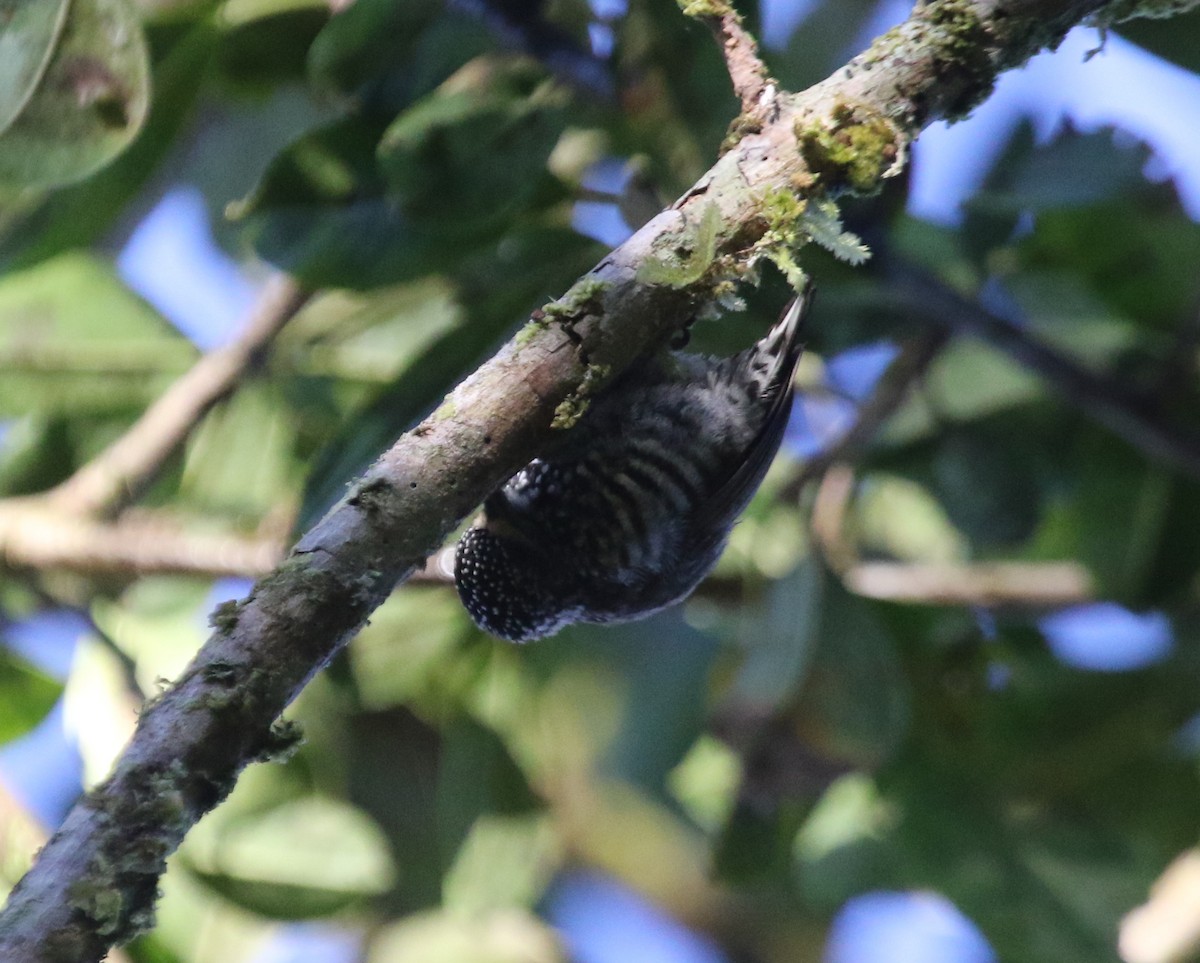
[455, 285, 812, 642]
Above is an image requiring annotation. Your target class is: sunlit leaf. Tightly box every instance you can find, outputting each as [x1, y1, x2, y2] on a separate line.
[0, 253, 193, 418]
[179, 381, 301, 521]
[183, 796, 396, 919]
[442, 813, 558, 913]
[0, 647, 61, 744]
[0, 0, 150, 188]
[0, 0, 70, 137]
[0, 22, 218, 270]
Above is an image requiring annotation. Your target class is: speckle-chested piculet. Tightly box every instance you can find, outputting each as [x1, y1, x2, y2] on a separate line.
[455, 283, 812, 643]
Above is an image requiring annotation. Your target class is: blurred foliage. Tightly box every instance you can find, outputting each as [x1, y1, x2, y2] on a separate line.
[1, 2, 1200, 963]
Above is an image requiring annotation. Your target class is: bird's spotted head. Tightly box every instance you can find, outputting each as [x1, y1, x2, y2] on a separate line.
[454, 525, 579, 643]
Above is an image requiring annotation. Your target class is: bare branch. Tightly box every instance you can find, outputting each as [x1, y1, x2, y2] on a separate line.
[45, 276, 309, 519]
[812, 464, 1095, 607]
[0, 502, 284, 578]
[844, 560, 1095, 606]
[0, 2, 1141, 958]
[684, 1, 773, 116]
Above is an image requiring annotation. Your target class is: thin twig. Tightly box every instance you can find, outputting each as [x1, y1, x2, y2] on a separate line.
[686, 1, 774, 117]
[46, 276, 309, 520]
[844, 560, 1094, 606]
[0, 501, 284, 578]
[890, 262, 1200, 480]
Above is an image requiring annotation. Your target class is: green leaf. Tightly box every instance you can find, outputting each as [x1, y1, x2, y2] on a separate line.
[1027, 428, 1172, 600]
[367, 909, 564, 963]
[796, 579, 910, 771]
[235, 116, 445, 288]
[307, 0, 491, 113]
[91, 577, 216, 693]
[1119, 6, 1200, 73]
[441, 813, 557, 914]
[1004, 270, 1139, 364]
[0, 0, 70, 137]
[926, 339, 1044, 422]
[215, 7, 329, 91]
[221, 0, 326, 26]
[966, 124, 1151, 218]
[794, 773, 896, 907]
[884, 765, 1156, 963]
[0, 253, 194, 419]
[182, 796, 396, 919]
[377, 74, 567, 239]
[343, 708, 444, 913]
[0, 0, 150, 189]
[933, 430, 1043, 547]
[728, 556, 823, 711]
[0, 22, 218, 270]
[436, 718, 540, 865]
[179, 381, 301, 521]
[855, 473, 968, 563]
[547, 611, 721, 795]
[0, 646, 61, 744]
[1018, 198, 1200, 332]
[347, 588, 474, 714]
[0, 415, 75, 496]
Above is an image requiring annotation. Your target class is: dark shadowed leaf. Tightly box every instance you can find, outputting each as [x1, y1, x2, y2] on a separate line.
[795, 578, 910, 771]
[308, 0, 491, 113]
[235, 116, 439, 288]
[377, 68, 567, 239]
[1018, 196, 1200, 333]
[1119, 6, 1200, 73]
[436, 717, 540, 865]
[933, 430, 1043, 547]
[215, 7, 329, 91]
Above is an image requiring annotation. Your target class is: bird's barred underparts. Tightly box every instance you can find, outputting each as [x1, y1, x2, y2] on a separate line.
[455, 282, 813, 642]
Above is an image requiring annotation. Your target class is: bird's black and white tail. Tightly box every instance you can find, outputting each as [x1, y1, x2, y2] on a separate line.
[697, 282, 813, 531]
[749, 280, 813, 406]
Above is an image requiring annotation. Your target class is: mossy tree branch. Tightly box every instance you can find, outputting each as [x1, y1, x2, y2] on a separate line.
[0, 0, 1180, 959]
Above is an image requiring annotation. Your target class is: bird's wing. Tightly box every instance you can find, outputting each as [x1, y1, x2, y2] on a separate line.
[691, 285, 812, 538]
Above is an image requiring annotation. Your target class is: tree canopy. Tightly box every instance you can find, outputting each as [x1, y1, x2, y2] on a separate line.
[2, 1, 1200, 961]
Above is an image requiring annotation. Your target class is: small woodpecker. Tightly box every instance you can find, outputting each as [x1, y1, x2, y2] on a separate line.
[455, 283, 812, 642]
